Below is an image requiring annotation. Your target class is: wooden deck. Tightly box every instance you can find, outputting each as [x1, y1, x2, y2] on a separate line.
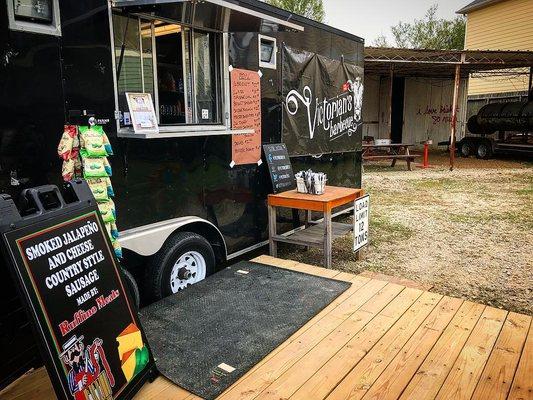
[2, 255, 531, 400]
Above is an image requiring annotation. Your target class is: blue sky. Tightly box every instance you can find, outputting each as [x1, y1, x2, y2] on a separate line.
[323, 0, 469, 44]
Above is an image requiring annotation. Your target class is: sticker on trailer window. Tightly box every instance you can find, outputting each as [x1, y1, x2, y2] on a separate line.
[202, 109, 209, 119]
[123, 112, 131, 126]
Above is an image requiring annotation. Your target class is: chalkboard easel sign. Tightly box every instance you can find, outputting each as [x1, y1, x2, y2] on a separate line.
[263, 143, 296, 194]
[0, 181, 155, 400]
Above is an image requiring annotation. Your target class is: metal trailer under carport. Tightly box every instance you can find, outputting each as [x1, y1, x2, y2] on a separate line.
[362, 47, 533, 169]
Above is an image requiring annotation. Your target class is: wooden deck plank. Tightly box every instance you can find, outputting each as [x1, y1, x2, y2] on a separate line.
[290, 287, 425, 400]
[505, 317, 533, 400]
[352, 296, 463, 400]
[136, 377, 193, 400]
[397, 301, 486, 400]
[254, 284, 412, 400]
[325, 291, 443, 400]
[434, 306, 508, 400]
[471, 312, 531, 400]
[0, 368, 55, 400]
[218, 274, 370, 396]
[252, 255, 341, 279]
[2, 256, 530, 400]
[217, 279, 389, 400]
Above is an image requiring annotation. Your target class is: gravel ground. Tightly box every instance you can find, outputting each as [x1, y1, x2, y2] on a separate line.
[280, 152, 533, 315]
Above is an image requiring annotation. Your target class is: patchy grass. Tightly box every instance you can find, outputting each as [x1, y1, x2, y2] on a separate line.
[282, 154, 533, 314]
[370, 215, 414, 246]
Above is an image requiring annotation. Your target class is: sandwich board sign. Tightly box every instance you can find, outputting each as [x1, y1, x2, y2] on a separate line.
[353, 194, 369, 252]
[0, 181, 155, 400]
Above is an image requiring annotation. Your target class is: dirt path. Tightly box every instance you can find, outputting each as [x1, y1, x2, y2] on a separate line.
[281, 153, 533, 314]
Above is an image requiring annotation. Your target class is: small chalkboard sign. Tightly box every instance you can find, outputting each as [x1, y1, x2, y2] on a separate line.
[263, 143, 296, 194]
[0, 181, 155, 400]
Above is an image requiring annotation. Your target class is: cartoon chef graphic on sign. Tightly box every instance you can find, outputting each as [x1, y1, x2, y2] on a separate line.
[60, 335, 115, 400]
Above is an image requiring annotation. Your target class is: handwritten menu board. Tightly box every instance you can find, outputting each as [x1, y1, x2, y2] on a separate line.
[1, 208, 154, 400]
[231, 68, 261, 166]
[263, 143, 296, 194]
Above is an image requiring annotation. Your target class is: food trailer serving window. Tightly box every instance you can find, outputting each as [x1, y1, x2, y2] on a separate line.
[113, 14, 222, 129]
[112, 0, 303, 138]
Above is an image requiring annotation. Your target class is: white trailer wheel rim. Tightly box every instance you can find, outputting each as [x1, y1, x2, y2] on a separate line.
[169, 251, 207, 293]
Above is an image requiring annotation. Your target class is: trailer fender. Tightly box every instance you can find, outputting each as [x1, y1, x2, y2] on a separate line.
[119, 217, 227, 261]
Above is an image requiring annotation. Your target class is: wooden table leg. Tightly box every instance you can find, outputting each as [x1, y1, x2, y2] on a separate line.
[268, 204, 277, 257]
[405, 146, 412, 171]
[304, 210, 312, 251]
[324, 209, 332, 268]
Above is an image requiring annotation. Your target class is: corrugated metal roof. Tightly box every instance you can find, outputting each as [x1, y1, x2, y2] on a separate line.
[365, 47, 533, 78]
[456, 0, 506, 14]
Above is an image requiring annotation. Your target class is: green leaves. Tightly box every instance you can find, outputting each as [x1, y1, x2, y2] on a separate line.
[266, 0, 325, 23]
[373, 4, 466, 50]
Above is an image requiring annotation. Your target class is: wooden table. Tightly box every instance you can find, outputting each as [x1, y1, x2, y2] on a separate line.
[268, 186, 365, 268]
[362, 143, 418, 170]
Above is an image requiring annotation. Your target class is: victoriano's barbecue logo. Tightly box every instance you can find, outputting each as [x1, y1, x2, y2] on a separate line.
[285, 78, 363, 141]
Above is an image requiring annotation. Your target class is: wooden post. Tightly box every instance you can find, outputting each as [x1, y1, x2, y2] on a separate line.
[388, 65, 394, 140]
[450, 64, 461, 171]
[268, 205, 277, 257]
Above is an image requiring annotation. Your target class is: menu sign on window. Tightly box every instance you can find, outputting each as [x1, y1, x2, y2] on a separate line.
[1, 209, 154, 400]
[125, 92, 159, 134]
[230, 68, 262, 166]
[263, 143, 296, 194]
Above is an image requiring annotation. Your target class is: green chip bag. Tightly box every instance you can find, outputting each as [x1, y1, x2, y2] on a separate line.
[87, 178, 110, 202]
[83, 157, 112, 178]
[98, 199, 116, 223]
[79, 126, 108, 157]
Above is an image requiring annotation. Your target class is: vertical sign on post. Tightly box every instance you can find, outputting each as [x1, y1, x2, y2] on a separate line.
[353, 194, 370, 252]
[230, 67, 262, 166]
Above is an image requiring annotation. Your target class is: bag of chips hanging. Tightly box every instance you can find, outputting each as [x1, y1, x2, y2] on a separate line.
[113, 240, 122, 258]
[83, 157, 112, 178]
[104, 157, 112, 176]
[57, 125, 79, 161]
[79, 126, 113, 157]
[87, 178, 110, 202]
[62, 159, 76, 181]
[105, 177, 115, 197]
[110, 222, 119, 240]
[98, 199, 116, 223]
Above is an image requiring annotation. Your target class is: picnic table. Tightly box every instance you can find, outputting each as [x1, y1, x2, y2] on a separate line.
[362, 143, 418, 170]
[268, 186, 365, 268]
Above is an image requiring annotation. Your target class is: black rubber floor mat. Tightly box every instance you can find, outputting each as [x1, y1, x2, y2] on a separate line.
[139, 260, 351, 399]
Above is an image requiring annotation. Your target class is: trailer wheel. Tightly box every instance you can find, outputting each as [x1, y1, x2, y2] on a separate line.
[146, 232, 215, 301]
[476, 140, 493, 159]
[121, 267, 140, 310]
[460, 140, 474, 157]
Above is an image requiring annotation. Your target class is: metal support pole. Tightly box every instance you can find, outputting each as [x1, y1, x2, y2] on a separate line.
[450, 64, 461, 171]
[388, 65, 394, 140]
[527, 67, 533, 101]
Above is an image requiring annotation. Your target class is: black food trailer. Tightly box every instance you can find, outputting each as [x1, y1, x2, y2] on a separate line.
[0, 0, 364, 388]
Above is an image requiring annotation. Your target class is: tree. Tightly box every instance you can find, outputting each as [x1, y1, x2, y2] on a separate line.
[266, 0, 325, 23]
[373, 4, 466, 50]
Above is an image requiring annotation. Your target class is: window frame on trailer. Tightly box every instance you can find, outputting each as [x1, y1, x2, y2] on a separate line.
[7, 0, 62, 36]
[110, 11, 232, 137]
[258, 34, 277, 70]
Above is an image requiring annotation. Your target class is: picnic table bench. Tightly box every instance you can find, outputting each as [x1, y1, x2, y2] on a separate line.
[362, 143, 419, 170]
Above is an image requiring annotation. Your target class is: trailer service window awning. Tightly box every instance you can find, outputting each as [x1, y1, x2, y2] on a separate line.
[112, 0, 304, 33]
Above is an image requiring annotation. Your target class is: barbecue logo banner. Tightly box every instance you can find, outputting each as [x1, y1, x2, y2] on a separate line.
[282, 45, 364, 156]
